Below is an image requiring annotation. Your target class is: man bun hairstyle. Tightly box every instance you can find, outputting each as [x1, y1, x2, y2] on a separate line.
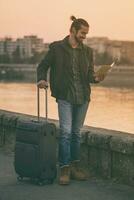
[70, 15, 77, 21]
[70, 15, 89, 32]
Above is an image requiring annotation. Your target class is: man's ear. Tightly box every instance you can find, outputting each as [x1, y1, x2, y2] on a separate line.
[71, 27, 76, 34]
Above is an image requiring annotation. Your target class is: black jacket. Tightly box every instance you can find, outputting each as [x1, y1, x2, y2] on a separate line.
[37, 36, 97, 100]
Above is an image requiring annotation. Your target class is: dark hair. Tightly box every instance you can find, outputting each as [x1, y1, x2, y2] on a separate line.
[70, 15, 89, 32]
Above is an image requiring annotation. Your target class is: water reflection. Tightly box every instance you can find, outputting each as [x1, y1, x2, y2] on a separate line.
[0, 83, 133, 134]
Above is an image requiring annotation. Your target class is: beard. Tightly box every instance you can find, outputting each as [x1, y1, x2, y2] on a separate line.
[74, 35, 83, 44]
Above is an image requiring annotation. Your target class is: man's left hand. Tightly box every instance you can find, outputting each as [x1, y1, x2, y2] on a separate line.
[94, 74, 105, 82]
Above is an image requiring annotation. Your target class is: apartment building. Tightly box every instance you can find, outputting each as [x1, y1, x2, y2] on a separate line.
[23, 35, 44, 53]
[0, 35, 45, 59]
[0, 38, 17, 57]
[85, 37, 134, 64]
[0, 41, 5, 55]
[85, 37, 110, 54]
[0, 35, 134, 64]
[120, 41, 134, 64]
[16, 38, 32, 59]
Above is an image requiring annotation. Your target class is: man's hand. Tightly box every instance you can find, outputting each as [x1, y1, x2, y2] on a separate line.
[37, 80, 48, 89]
[94, 74, 105, 82]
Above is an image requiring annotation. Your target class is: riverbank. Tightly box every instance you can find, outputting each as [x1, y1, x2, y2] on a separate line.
[98, 66, 134, 88]
[0, 64, 134, 88]
[0, 82, 133, 134]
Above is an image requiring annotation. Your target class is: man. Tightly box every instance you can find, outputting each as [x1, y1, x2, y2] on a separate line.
[37, 16, 103, 185]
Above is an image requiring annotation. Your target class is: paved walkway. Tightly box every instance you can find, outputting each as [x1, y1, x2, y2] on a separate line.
[0, 149, 134, 200]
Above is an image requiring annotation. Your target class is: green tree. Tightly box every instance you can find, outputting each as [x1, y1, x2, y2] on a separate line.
[0, 54, 10, 63]
[28, 50, 47, 64]
[12, 46, 22, 63]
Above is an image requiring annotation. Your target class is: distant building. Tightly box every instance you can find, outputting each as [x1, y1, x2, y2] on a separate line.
[85, 37, 134, 65]
[0, 40, 5, 55]
[120, 41, 134, 64]
[107, 40, 122, 61]
[0, 35, 134, 64]
[0, 35, 45, 59]
[44, 43, 50, 52]
[23, 35, 44, 53]
[16, 38, 32, 59]
[85, 37, 110, 54]
[0, 38, 17, 58]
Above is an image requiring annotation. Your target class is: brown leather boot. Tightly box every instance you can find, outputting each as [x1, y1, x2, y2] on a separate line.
[59, 166, 70, 185]
[70, 161, 89, 181]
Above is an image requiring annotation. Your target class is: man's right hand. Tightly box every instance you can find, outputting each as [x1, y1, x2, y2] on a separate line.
[37, 80, 48, 89]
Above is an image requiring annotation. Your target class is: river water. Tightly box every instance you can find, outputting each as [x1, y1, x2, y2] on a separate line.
[0, 83, 134, 134]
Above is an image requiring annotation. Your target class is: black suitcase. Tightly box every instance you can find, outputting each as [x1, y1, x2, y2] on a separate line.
[14, 88, 57, 185]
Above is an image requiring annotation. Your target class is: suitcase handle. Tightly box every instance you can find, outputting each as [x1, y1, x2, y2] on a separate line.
[37, 87, 48, 122]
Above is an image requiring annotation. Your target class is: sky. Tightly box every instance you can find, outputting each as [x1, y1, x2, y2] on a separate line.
[0, 0, 134, 42]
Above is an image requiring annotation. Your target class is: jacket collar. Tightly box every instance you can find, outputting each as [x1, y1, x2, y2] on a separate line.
[60, 35, 83, 52]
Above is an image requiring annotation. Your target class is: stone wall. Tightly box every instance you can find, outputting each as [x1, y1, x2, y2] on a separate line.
[0, 109, 134, 186]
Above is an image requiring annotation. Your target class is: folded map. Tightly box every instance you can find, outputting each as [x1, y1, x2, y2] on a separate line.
[95, 62, 115, 79]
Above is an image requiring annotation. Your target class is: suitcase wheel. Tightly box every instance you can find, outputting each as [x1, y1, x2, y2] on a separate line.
[17, 176, 23, 181]
[36, 179, 54, 186]
[37, 180, 44, 186]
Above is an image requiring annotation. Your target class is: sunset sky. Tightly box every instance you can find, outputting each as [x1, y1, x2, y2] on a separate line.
[1, 0, 134, 42]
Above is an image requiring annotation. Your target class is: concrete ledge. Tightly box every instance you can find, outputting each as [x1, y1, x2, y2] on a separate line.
[110, 135, 134, 154]
[0, 109, 134, 186]
[86, 127, 134, 186]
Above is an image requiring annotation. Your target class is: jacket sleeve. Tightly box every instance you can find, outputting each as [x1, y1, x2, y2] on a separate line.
[37, 44, 54, 82]
[86, 47, 98, 83]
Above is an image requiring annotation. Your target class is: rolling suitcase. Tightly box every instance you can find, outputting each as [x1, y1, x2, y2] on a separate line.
[14, 87, 57, 185]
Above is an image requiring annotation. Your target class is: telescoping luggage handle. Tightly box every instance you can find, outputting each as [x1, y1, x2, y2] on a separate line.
[37, 87, 48, 122]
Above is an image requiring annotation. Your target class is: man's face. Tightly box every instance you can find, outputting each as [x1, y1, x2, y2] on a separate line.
[73, 25, 89, 43]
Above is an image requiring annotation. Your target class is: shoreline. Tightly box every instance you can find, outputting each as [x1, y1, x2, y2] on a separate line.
[0, 64, 134, 88]
[0, 80, 134, 90]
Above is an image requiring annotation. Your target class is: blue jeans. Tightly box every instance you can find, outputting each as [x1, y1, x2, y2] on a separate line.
[57, 99, 89, 167]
